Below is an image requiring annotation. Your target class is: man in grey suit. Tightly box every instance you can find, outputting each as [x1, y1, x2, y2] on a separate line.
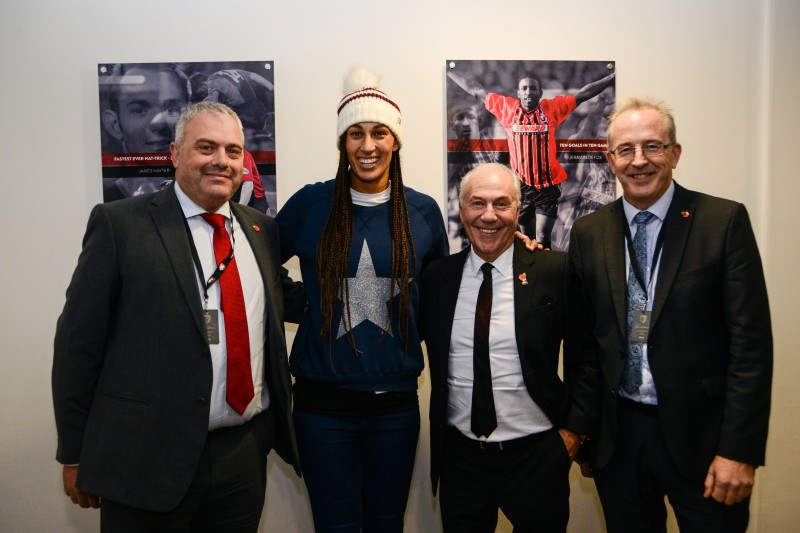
[568, 97, 773, 532]
[53, 102, 303, 531]
[420, 163, 596, 532]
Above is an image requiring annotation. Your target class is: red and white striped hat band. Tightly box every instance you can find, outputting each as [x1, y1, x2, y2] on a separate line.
[336, 87, 403, 148]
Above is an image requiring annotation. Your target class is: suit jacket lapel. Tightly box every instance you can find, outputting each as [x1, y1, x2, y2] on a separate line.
[436, 248, 468, 381]
[651, 183, 694, 328]
[149, 186, 206, 339]
[512, 240, 537, 355]
[230, 203, 276, 320]
[605, 199, 629, 338]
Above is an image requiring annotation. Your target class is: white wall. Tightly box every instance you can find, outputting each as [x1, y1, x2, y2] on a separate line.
[1, 0, 797, 531]
[759, 1, 800, 532]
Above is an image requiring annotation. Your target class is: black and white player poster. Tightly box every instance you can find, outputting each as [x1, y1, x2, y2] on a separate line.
[445, 59, 616, 252]
[98, 60, 277, 215]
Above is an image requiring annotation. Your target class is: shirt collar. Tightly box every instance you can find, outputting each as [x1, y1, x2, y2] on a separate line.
[622, 180, 675, 225]
[174, 181, 232, 220]
[466, 244, 514, 278]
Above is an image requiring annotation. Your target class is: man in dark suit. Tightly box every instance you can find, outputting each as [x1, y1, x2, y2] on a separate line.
[420, 163, 596, 532]
[53, 102, 303, 531]
[568, 97, 773, 532]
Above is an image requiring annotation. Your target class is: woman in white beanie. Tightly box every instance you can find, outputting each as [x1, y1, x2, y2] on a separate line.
[276, 67, 448, 531]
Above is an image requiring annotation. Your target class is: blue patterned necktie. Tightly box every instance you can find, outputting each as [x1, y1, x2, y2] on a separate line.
[621, 211, 654, 395]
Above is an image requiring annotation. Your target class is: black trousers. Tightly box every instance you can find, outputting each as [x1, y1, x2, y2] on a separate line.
[439, 427, 570, 533]
[594, 398, 750, 533]
[101, 410, 275, 533]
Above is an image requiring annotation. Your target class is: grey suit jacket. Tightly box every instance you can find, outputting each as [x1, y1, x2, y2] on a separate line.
[568, 182, 773, 481]
[420, 240, 596, 494]
[52, 185, 302, 512]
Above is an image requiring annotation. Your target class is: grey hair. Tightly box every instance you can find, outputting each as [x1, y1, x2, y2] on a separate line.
[459, 163, 522, 206]
[608, 96, 677, 145]
[174, 101, 243, 147]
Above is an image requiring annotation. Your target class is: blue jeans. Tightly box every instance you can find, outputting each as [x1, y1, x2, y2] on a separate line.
[293, 408, 420, 533]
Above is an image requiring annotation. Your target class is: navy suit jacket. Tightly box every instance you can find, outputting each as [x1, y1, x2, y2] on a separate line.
[419, 240, 596, 495]
[568, 182, 773, 481]
[52, 185, 303, 512]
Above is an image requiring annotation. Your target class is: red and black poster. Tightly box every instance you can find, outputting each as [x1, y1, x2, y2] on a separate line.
[445, 59, 616, 252]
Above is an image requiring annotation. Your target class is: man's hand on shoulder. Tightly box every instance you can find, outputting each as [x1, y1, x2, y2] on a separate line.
[515, 231, 544, 252]
[63, 465, 100, 509]
[703, 455, 755, 505]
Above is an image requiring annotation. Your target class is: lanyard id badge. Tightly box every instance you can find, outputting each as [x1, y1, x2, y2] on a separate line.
[631, 309, 652, 342]
[202, 309, 220, 344]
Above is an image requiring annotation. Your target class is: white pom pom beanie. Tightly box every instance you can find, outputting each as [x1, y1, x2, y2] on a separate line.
[336, 66, 403, 147]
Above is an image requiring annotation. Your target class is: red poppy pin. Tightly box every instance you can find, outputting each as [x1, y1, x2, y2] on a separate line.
[252, 225, 261, 232]
[518, 273, 528, 285]
[681, 211, 690, 218]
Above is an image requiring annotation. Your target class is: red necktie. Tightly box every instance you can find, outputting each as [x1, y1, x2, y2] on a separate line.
[201, 213, 254, 415]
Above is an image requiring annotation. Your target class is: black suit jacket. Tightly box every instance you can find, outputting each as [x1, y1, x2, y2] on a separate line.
[420, 240, 596, 495]
[568, 182, 773, 481]
[52, 185, 303, 512]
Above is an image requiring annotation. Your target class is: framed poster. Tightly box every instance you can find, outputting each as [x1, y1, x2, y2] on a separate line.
[98, 61, 277, 215]
[446, 59, 616, 252]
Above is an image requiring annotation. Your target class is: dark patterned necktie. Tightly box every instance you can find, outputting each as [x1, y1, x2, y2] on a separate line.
[621, 211, 654, 395]
[471, 263, 497, 438]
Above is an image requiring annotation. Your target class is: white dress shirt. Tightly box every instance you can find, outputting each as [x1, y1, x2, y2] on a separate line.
[175, 182, 269, 430]
[620, 181, 675, 406]
[447, 245, 552, 441]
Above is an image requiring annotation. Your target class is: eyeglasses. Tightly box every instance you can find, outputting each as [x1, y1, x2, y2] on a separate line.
[609, 142, 673, 161]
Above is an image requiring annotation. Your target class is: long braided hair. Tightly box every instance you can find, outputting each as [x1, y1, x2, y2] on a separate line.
[316, 134, 417, 354]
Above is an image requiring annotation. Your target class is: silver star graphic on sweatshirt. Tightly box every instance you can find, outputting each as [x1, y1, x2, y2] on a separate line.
[337, 241, 399, 339]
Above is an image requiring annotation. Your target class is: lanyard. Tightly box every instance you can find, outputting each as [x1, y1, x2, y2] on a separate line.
[623, 214, 667, 300]
[182, 212, 236, 309]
